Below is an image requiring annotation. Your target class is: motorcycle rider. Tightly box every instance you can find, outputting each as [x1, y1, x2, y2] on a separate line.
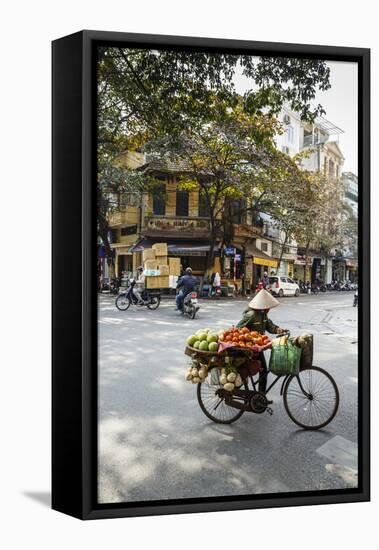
[176, 267, 197, 313]
[133, 266, 146, 305]
[262, 271, 271, 290]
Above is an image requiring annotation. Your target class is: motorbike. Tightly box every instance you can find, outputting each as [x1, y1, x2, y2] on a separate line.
[316, 281, 327, 292]
[99, 277, 121, 295]
[299, 281, 308, 294]
[115, 278, 161, 311]
[310, 282, 320, 294]
[353, 291, 358, 307]
[182, 291, 200, 319]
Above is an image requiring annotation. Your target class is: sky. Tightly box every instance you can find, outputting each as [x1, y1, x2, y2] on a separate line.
[314, 61, 358, 174]
[233, 59, 358, 175]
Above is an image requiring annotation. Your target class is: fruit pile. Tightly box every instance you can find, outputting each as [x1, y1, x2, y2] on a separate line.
[220, 327, 271, 349]
[186, 328, 222, 352]
[219, 364, 243, 392]
[185, 359, 208, 384]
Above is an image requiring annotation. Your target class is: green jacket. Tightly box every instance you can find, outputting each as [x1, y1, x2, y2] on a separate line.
[236, 308, 279, 334]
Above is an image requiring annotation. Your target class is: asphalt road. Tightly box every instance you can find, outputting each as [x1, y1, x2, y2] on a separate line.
[98, 291, 358, 504]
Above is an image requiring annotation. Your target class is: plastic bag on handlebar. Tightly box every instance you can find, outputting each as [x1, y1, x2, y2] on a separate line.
[269, 335, 302, 375]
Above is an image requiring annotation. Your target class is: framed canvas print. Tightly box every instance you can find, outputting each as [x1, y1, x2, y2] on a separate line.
[52, 30, 370, 519]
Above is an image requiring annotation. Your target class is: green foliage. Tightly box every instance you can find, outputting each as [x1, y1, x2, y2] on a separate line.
[96, 47, 332, 259]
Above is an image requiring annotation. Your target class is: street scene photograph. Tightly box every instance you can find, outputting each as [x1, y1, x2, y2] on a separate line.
[96, 46, 358, 504]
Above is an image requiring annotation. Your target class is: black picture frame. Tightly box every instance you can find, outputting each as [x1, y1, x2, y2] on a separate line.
[52, 30, 370, 520]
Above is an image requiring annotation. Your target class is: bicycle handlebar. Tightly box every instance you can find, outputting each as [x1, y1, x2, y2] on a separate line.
[273, 330, 290, 339]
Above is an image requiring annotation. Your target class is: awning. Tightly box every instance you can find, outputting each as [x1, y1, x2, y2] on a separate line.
[253, 257, 278, 268]
[128, 238, 154, 253]
[129, 238, 219, 256]
[246, 244, 278, 268]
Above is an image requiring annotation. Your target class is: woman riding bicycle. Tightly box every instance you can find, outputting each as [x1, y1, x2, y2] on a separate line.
[236, 289, 287, 391]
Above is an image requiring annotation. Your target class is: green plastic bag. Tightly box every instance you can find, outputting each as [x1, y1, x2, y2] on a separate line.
[269, 335, 302, 375]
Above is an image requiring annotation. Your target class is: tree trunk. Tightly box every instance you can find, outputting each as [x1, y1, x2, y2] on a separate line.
[303, 240, 310, 282]
[276, 231, 289, 275]
[98, 213, 114, 278]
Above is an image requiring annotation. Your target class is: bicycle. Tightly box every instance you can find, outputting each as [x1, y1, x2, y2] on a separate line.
[196, 333, 339, 430]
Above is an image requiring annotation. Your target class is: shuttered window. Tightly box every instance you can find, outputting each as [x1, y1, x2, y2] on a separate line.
[152, 183, 166, 215]
[198, 191, 211, 217]
[176, 189, 189, 216]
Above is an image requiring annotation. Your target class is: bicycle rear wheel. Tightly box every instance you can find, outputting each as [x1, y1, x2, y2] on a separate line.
[197, 369, 247, 424]
[283, 366, 339, 430]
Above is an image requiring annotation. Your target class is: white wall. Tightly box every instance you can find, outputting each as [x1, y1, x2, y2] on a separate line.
[1, 1, 377, 549]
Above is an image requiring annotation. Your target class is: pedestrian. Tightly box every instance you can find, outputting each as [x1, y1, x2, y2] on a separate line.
[212, 271, 221, 296]
[209, 272, 216, 296]
[236, 289, 287, 392]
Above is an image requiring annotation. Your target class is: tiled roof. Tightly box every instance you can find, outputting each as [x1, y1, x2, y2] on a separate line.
[139, 154, 193, 174]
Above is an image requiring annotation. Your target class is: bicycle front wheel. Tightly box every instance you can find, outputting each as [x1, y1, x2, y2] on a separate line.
[283, 366, 339, 430]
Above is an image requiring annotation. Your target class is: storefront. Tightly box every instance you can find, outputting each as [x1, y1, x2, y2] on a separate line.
[345, 259, 358, 282]
[111, 243, 134, 277]
[332, 258, 347, 282]
[129, 237, 220, 277]
[294, 256, 313, 282]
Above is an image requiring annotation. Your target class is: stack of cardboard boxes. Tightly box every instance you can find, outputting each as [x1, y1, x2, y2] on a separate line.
[143, 243, 181, 289]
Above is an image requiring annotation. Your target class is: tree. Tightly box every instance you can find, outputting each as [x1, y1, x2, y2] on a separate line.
[96, 47, 331, 262]
[288, 172, 347, 281]
[144, 99, 309, 271]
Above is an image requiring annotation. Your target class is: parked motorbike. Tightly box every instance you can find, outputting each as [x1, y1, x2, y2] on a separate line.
[115, 278, 161, 311]
[317, 281, 327, 292]
[100, 277, 121, 295]
[182, 291, 200, 319]
[310, 282, 320, 294]
[299, 281, 308, 294]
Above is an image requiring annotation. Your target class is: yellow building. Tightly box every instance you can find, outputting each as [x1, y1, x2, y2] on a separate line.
[108, 151, 276, 289]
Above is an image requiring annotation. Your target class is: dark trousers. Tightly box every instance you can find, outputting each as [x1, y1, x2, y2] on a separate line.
[258, 352, 268, 392]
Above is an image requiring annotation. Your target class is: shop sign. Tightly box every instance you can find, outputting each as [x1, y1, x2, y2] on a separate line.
[253, 256, 278, 268]
[224, 247, 236, 256]
[234, 254, 241, 262]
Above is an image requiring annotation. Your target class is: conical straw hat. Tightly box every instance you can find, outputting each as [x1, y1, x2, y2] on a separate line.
[248, 289, 279, 309]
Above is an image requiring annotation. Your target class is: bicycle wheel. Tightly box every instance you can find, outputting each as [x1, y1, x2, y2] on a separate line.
[147, 296, 160, 310]
[115, 294, 131, 311]
[283, 366, 339, 430]
[197, 369, 247, 424]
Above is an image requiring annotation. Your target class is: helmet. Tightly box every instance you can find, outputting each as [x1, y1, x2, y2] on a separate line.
[185, 267, 193, 274]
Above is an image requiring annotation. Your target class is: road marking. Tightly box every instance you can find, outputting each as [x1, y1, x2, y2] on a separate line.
[325, 463, 358, 487]
[316, 435, 358, 472]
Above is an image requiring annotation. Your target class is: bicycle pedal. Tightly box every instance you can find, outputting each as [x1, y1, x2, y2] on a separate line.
[266, 407, 273, 416]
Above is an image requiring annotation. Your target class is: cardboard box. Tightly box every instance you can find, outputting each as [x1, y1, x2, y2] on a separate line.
[168, 257, 181, 276]
[142, 248, 156, 261]
[146, 275, 169, 289]
[146, 277, 158, 289]
[158, 265, 169, 276]
[157, 255, 167, 266]
[144, 259, 158, 270]
[152, 243, 168, 257]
